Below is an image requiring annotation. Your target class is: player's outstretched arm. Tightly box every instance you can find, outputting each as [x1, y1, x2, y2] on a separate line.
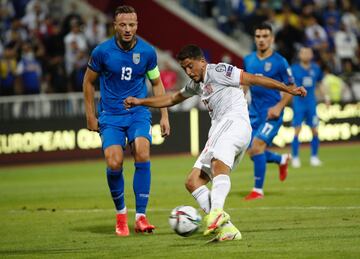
[124, 91, 188, 109]
[83, 68, 99, 132]
[241, 71, 307, 97]
[150, 76, 171, 137]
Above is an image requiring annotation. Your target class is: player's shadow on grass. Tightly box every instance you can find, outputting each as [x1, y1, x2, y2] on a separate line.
[231, 191, 283, 198]
[73, 224, 119, 235]
[73, 225, 174, 236]
[0, 248, 89, 256]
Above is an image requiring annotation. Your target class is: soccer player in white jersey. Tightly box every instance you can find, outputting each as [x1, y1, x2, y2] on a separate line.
[124, 45, 306, 241]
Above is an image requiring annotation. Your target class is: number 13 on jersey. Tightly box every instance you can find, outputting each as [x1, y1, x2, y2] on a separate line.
[121, 67, 132, 80]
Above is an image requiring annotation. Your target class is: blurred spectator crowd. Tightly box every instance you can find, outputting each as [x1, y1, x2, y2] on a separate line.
[181, 0, 360, 101]
[0, 0, 111, 96]
[1, 0, 360, 103]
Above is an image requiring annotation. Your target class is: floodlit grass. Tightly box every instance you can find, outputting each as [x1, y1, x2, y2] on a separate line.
[0, 144, 359, 258]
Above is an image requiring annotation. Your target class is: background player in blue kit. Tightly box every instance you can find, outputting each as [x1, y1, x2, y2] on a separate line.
[244, 23, 295, 201]
[83, 5, 170, 236]
[291, 47, 325, 168]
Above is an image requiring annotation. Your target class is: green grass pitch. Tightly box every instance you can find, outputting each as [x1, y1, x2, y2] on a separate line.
[0, 144, 359, 258]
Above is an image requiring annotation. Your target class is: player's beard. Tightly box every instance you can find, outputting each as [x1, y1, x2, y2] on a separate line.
[258, 46, 269, 54]
[116, 33, 136, 51]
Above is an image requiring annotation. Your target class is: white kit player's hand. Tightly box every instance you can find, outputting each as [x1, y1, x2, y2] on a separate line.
[289, 86, 307, 97]
[124, 96, 140, 109]
[160, 117, 171, 137]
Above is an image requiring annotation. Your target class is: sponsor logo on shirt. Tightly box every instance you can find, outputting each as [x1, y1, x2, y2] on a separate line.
[226, 65, 233, 77]
[133, 53, 140, 64]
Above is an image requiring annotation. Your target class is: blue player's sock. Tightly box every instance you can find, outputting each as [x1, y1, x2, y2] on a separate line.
[106, 168, 125, 212]
[292, 136, 300, 158]
[252, 153, 266, 189]
[133, 161, 151, 214]
[265, 150, 281, 164]
[311, 135, 319, 157]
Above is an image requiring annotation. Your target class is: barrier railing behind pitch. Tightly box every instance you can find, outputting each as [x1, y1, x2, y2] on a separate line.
[0, 92, 101, 121]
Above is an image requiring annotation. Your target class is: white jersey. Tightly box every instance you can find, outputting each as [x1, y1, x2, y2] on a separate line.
[181, 63, 252, 174]
[180, 63, 249, 122]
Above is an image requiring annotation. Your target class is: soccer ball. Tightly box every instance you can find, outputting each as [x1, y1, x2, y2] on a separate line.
[168, 206, 202, 237]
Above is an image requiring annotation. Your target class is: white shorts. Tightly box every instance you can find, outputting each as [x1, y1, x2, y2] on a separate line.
[194, 115, 252, 178]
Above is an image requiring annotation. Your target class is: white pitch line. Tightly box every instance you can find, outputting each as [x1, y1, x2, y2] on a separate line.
[8, 206, 360, 213]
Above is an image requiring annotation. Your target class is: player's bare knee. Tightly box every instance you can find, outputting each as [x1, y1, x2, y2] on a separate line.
[249, 147, 261, 156]
[249, 142, 266, 156]
[106, 156, 123, 171]
[185, 175, 196, 192]
[311, 128, 318, 136]
[134, 150, 150, 162]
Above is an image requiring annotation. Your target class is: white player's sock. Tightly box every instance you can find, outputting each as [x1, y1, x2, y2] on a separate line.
[210, 174, 231, 210]
[135, 213, 145, 220]
[280, 154, 290, 165]
[191, 185, 210, 214]
[116, 206, 127, 214]
[253, 188, 264, 195]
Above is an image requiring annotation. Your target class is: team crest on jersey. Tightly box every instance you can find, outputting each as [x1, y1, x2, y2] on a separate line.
[215, 64, 226, 72]
[264, 62, 272, 72]
[133, 53, 140, 64]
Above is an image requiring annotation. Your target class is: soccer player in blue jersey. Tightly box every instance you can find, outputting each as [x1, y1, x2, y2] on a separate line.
[83, 5, 170, 236]
[291, 47, 325, 168]
[244, 23, 295, 200]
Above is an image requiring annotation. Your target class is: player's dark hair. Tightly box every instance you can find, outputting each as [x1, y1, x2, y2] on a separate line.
[114, 5, 136, 18]
[176, 45, 204, 61]
[253, 22, 273, 34]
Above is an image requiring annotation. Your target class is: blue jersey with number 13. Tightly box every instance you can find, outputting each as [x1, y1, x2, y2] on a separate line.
[88, 36, 158, 115]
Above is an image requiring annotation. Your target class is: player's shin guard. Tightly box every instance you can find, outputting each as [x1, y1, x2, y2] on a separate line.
[106, 168, 125, 211]
[311, 135, 319, 157]
[264, 150, 281, 164]
[133, 161, 151, 214]
[210, 174, 231, 210]
[252, 153, 266, 189]
[292, 136, 300, 158]
[192, 185, 211, 214]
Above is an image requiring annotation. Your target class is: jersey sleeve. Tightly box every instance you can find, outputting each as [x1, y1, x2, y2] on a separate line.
[146, 47, 160, 80]
[280, 57, 295, 85]
[243, 55, 249, 71]
[180, 80, 199, 97]
[211, 63, 241, 87]
[87, 46, 103, 73]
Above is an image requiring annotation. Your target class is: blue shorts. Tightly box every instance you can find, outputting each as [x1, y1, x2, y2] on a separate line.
[250, 114, 283, 146]
[292, 104, 318, 128]
[98, 111, 152, 150]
